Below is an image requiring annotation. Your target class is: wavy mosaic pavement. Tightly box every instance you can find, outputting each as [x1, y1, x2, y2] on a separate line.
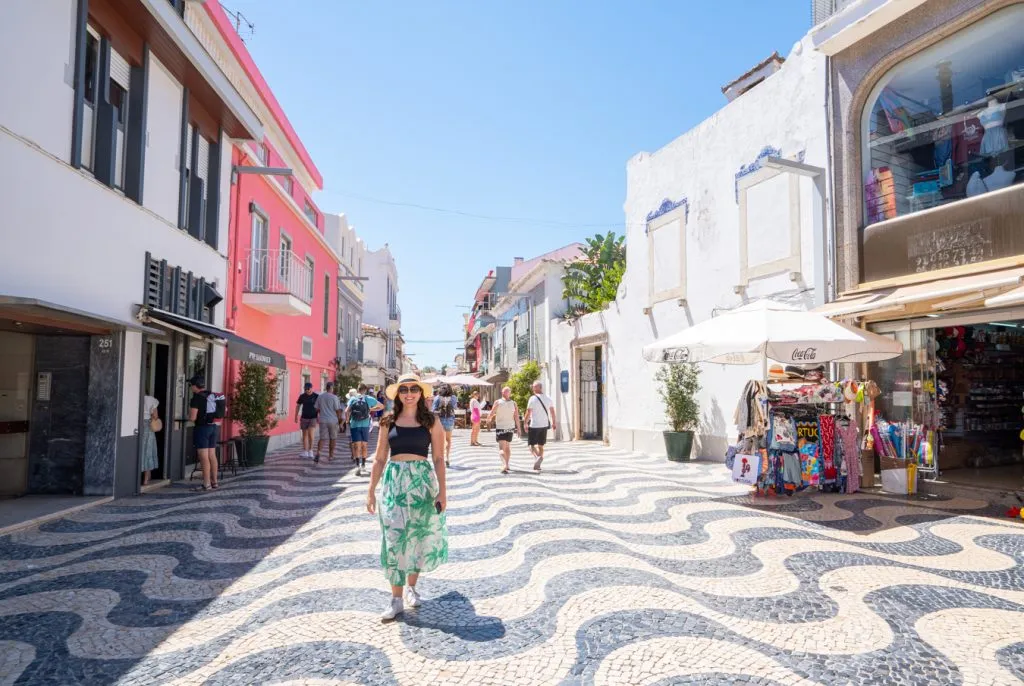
[1, 431, 1023, 685]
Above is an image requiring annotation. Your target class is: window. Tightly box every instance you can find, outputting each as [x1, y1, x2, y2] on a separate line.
[275, 369, 289, 416]
[303, 200, 318, 226]
[323, 273, 331, 336]
[301, 336, 313, 360]
[305, 256, 315, 301]
[277, 174, 293, 196]
[320, 372, 329, 392]
[181, 124, 213, 242]
[860, 4, 1024, 281]
[279, 233, 292, 287]
[257, 142, 269, 165]
[646, 203, 687, 305]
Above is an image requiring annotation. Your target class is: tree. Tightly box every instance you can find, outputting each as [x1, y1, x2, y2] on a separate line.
[420, 365, 439, 375]
[230, 363, 279, 437]
[335, 370, 362, 394]
[561, 232, 626, 318]
[508, 360, 541, 415]
[655, 364, 701, 432]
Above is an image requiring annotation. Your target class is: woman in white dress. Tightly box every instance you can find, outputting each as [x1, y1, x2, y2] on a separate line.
[141, 395, 160, 485]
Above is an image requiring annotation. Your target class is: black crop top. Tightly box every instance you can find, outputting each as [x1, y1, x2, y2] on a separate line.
[388, 424, 431, 458]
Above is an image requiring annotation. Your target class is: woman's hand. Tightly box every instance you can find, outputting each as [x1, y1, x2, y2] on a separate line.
[435, 492, 447, 514]
[366, 492, 376, 514]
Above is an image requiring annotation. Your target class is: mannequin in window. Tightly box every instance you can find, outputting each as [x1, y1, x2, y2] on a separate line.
[979, 97, 1008, 155]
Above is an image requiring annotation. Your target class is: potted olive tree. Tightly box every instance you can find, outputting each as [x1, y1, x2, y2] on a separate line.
[656, 363, 701, 462]
[230, 362, 279, 466]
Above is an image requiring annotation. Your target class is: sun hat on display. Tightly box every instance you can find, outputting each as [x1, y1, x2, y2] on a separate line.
[385, 374, 434, 400]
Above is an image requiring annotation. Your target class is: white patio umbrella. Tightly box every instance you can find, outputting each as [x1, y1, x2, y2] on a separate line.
[641, 300, 903, 371]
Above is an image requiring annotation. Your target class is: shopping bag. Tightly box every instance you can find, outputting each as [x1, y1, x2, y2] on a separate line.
[731, 453, 761, 485]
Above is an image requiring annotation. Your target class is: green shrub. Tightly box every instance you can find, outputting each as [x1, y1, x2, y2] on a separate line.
[656, 364, 701, 432]
[508, 360, 542, 414]
[230, 363, 279, 437]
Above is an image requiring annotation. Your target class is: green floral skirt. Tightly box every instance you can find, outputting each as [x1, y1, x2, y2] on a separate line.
[378, 460, 448, 586]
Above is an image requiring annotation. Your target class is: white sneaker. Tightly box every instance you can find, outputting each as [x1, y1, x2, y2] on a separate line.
[404, 585, 422, 608]
[381, 597, 403, 621]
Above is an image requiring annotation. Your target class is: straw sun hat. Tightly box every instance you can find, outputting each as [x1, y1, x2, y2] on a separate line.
[385, 374, 434, 401]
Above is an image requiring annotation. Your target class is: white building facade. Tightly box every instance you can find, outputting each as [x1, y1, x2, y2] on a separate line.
[0, 0, 262, 498]
[550, 36, 830, 457]
[325, 213, 366, 370]
[361, 244, 401, 383]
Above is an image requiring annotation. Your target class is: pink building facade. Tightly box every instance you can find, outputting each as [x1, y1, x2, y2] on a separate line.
[205, 2, 343, 450]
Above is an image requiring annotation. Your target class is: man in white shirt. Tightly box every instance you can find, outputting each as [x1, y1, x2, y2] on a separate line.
[524, 380, 556, 472]
[489, 386, 523, 474]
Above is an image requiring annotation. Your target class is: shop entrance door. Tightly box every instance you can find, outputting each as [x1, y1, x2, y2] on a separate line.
[144, 339, 171, 482]
[579, 346, 602, 440]
[0, 332, 33, 497]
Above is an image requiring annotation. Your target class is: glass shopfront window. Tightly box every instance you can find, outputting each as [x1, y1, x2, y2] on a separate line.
[859, 5, 1024, 282]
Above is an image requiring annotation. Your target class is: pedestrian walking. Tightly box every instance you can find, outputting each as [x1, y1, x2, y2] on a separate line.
[294, 382, 319, 458]
[366, 373, 448, 622]
[489, 386, 522, 474]
[524, 380, 556, 472]
[432, 383, 457, 466]
[141, 394, 160, 486]
[345, 383, 380, 476]
[313, 382, 344, 463]
[469, 390, 483, 446]
[188, 376, 221, 491]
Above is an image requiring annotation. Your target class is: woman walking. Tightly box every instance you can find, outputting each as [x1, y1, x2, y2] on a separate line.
[367, 374, 448, 622]
[431, 383, 457, 466]
[469, 390, 483, 446]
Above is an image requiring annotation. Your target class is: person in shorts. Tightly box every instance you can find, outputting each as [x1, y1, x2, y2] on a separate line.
[188, 376, 220, 491]
[314, 382, 344, 463]
[294, 382, 319, 458]
[489, 386, 522, 474]
[524, 380, 556, 472]
[345, 383, 380, 476]
[431, 383, 457, 467]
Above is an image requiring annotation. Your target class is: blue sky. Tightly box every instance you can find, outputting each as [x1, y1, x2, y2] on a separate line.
[232, 0, 809, 368]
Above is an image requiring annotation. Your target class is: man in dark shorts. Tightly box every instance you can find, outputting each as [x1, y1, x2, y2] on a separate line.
[295, 382, 319, 458]
[489, 386, 523, 474]
[524, 380, 556, 472]
[188, 376, 220, 491]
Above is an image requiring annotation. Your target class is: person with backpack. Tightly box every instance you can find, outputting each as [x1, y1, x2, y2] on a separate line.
[294, 382, 319, 459]
[431, 383, 456, 466]
[188, 376, 225, 491]
[524, 380, 556, 472]
[345, 383, 379, 476]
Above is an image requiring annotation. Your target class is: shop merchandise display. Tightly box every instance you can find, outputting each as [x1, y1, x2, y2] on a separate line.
[728, 377, 869, 497]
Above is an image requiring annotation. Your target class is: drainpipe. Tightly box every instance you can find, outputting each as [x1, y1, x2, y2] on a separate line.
[824, 54, 841, 384]
[225, 148, 245, 440]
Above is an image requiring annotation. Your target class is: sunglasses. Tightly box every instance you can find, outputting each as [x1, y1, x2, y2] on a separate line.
[397, 385, 422, 395]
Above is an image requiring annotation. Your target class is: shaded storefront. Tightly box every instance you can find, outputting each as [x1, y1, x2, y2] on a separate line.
[820, 0, 1024, 494]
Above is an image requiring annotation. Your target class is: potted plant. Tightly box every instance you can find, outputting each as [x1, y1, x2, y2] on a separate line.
[230, 362, 279, 466]
[656, 364, 701, 462]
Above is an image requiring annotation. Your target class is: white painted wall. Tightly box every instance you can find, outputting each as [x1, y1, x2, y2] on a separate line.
[363, 246, 398, 330]
[549, 37, 828, 459]
[0, 0, 76, 161]
[144, 55, 185, 226]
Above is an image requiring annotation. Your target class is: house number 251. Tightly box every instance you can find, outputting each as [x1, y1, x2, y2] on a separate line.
[98, 337, 113, 353]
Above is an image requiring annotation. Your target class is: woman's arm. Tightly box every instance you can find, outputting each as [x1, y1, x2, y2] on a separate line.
[366, 424, 390, 513]
[430, 421, 447, 512]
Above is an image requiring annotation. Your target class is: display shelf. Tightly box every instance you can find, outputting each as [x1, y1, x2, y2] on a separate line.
[870, 90, 1024, 149]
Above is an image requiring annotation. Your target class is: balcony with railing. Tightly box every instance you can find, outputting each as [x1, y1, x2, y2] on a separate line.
[242, 248, 313, 316]
[516, 334, 532, 362]
[388, 305, 401, 332]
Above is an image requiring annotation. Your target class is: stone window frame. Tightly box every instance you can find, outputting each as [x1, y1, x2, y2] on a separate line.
[646, 204, 687, 307]
[736, 161, 804, 289]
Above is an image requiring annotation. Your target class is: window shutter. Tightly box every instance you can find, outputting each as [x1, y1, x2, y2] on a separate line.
[197, 135, 210, 181]
[109, 49, 131, 90]
[184, 126, 193, 171]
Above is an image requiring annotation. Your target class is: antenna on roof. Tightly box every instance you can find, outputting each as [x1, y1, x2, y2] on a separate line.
[221, 4, 255, 43]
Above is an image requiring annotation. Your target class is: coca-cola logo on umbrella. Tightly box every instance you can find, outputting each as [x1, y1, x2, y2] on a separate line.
[791, 347, 817, 361]
[661, 348, 690, 363]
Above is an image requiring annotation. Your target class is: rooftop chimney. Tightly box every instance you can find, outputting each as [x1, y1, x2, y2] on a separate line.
[513, 257, 524, 265]
[721, 52, 785, 102]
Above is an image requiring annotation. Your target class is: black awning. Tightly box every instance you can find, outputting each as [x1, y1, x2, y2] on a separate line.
[0, 295, 160, 335]
[143, 309, 287, 369]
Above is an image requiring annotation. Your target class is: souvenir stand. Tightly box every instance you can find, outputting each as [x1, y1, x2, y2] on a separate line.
[730, 369, 882, 497]
[641, 300, 905, 496]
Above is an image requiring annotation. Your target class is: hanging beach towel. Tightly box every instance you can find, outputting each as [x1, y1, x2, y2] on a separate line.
[732, 453, 761, 485]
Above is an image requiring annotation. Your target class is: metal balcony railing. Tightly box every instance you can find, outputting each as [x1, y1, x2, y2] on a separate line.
[516, 334, 532, 361]
[245, 249, 313, 304]
[389, 305, 401, 321]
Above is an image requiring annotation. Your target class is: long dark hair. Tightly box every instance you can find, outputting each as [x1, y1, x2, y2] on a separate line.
[383, 392, 435, 430]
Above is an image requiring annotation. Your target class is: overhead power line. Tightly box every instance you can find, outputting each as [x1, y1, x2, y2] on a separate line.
[322, 189, 635, 231]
